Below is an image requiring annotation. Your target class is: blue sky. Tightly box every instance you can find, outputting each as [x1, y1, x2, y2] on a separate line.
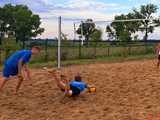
[0, 0, 160, 39]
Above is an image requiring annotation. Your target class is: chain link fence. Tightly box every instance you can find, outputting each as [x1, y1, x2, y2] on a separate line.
[0, 39, 158, 65]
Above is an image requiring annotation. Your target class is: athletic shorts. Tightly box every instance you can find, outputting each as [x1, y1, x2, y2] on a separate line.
[61, 85, 81, 96]
[2, 63, 18, 78]
[158, 55, 160, 60]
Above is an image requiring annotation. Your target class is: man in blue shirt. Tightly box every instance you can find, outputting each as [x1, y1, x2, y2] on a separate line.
[57, 74, 88, 96]
[0, 46, 41, 94]
[45, 69, 96, 97]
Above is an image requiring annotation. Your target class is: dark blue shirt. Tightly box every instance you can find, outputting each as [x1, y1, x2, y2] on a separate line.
[5, 50, 32, 68]
[69, 81, 88, 92]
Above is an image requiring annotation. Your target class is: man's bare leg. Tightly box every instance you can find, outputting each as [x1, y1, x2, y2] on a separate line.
[52, 75, 73, 96]
[157, 60, 160, 69]
[15, 76, 24, 94]
[54, 76, 66, 90]
[0, 77, 9, 92]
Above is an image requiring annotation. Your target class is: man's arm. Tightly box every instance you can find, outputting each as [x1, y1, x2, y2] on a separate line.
[23, 64, 31, 80]
[18, 59, 23, 76]
[15, 59, 24, 94]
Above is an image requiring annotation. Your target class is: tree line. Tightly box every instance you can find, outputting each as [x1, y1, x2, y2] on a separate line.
[76, 4, 160, 46]
[0, 3, 160, 48]
[0, 4, 44, 48]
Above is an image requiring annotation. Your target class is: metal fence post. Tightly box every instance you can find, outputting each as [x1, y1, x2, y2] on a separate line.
[128, 45, 131, 55]
[94, 41, 97, 58]
[79, 40, 82, 58]
[45, 39, 48, 61]
[107, 46, 110, 56]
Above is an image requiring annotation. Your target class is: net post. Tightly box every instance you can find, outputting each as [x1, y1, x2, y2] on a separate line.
[58, 16, 61, 69]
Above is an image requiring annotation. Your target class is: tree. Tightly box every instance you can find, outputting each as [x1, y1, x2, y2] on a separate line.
[13, 5, 44, 48]
[0, 4, 14, 42]
[90, 28, 102, 57]
[60, 33, 71, 60]
[133, 4, 160, 42]
[0, 4, 17, 39]
[76, 19, 95, 46]
[119, 31, 131, 43]
[90, 28, 102, 43]
[2, 37, 21, 59]
[106, 14, 140, 42]
[106, 25, 116, 40]
[106, 4, 160, 42]
[0, 4, 44, 48]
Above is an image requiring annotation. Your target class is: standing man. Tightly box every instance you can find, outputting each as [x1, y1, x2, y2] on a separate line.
[0, 46, 41, 94]
[156, 43, 160, 69]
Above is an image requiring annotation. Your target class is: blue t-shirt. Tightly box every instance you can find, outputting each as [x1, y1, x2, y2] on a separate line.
[69, 81, 88, 92]
[5, 50, 32, 68]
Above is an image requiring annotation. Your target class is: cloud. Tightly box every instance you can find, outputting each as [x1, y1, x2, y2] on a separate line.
[67, 0, 120, 10]
[0, 0, 130, 20]
[37, 0, 128, 22]
[1, 0, 160, 39]
[128, 0, 160, 5]
[36, 0, 121, 38]
[30, 0, 160, 39]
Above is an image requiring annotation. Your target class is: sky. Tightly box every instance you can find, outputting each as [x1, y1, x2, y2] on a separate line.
[0, 0, 160, 39]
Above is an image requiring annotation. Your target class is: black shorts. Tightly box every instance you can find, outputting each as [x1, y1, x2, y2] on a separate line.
[158, 55, 160, 60]
[70, 85, 81, 96]
[61, 85, 81, 96]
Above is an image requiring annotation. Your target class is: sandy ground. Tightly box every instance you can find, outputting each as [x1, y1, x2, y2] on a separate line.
[1, 59, 160, 120]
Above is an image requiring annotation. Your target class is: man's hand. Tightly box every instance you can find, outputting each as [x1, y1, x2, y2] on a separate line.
[43, 67, 57, 74]
[43, 67, 59, 77]
[18, 75, 24, 81]
[18, 72, 22, 77]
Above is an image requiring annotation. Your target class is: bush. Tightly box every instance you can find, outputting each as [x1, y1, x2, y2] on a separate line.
[2, 37, 21, 59]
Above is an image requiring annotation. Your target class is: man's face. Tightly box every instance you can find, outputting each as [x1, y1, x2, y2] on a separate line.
[32, 48, 40, 55]
[61, 75, 67, 82]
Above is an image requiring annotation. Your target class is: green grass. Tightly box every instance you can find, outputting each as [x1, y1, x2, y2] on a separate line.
[0, 64, 2, 70]
[28, 53, 155, 68]
[0, 53, 155, 70]
[0, 44, 156, 69]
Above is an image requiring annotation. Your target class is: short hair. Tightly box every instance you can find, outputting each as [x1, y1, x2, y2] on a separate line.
[60, 75, 66, 78]
[75, 75, 82, 82]
[32, 46, 41, 51]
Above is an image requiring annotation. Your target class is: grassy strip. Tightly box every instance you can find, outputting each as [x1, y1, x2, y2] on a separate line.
[28, 53, 155, 68]
[0, 53, 155, 70]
